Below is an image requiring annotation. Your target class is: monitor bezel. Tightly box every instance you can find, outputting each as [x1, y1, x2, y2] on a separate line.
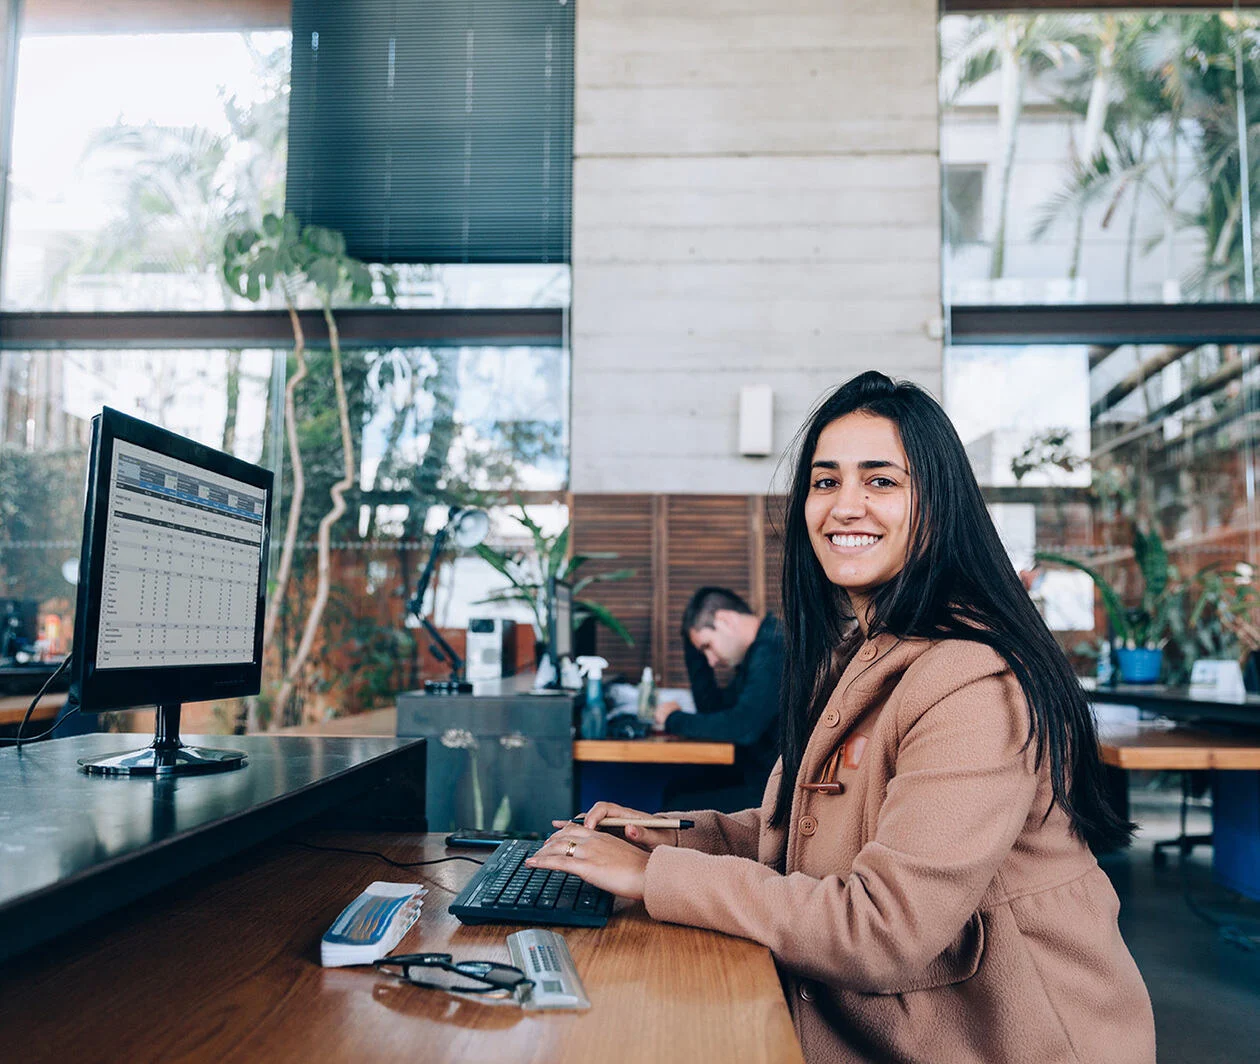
[549, 576, 574, 664]
[72, 407, 274, 713]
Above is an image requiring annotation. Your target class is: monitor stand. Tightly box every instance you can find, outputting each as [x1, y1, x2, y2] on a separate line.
[78, 703, 247, 777]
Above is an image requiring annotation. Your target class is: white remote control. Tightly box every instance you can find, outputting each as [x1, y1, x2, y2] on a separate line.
[507, 928, 591, 1010]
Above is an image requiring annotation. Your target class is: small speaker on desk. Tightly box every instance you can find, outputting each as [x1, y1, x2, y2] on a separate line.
[466, 618, 517, 681]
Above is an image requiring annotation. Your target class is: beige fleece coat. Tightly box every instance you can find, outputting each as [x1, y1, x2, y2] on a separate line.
[643, 634, 1156, 1064]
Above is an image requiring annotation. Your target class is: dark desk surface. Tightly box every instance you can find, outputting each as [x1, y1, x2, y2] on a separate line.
[1088, 683, 1260, 725]
[0, 832, 803, 1064]
[0, 733, 425, 962]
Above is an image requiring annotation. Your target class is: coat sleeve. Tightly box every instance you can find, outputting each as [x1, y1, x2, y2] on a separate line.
[661, 806, 763, 859]
[642, 670, 1040, 993]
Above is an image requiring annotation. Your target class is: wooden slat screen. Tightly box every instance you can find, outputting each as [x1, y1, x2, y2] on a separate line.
[572, 493, 786, 686]
[664, 496, 752, 685]
[569, 494, 653, 681]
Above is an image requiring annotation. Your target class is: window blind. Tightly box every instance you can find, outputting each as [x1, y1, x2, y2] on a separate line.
[286, 0, 573, 265]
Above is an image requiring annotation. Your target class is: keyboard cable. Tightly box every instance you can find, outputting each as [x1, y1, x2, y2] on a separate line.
[291, 841, 484, 893]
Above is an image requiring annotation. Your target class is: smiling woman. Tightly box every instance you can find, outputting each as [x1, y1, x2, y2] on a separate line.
[535, 371, 1157, 1064]
[805, 413, 913, 614]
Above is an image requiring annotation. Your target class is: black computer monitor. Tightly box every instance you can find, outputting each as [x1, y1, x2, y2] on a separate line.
[71, 407, 273, 777]
[549, 577, 573, 666]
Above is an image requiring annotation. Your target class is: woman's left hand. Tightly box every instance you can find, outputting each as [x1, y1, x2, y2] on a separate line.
[524, 822, 651, 901]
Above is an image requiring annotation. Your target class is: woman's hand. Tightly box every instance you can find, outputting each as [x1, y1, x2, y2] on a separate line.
[524, 823, 651, 901]
[576, 801, 679, 851]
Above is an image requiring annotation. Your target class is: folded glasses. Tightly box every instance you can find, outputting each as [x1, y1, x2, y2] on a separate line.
[374, 952, 534, 1000]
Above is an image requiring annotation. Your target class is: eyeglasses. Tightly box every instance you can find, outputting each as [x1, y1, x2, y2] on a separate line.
[374, 952, 534, 1000]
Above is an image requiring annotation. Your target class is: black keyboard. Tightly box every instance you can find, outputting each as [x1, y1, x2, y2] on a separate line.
[450, 840, 614, 928]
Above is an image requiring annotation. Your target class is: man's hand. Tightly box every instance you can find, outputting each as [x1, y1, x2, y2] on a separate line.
[654, 700, 681, 729]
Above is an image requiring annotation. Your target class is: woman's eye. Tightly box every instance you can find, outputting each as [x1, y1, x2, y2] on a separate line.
[869, 476, 897, 489]
[812, 477, 837, 490]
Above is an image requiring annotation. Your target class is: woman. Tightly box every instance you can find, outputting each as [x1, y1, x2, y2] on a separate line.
[527, 371, 1156, 1063]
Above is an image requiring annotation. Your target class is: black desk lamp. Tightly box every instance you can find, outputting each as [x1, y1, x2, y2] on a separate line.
[406, 505, 491, 694]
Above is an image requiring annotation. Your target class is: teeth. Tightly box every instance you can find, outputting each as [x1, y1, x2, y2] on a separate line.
[829, 534, 880, 548]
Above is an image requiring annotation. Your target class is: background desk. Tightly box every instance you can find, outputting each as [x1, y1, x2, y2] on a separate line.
[0, 832, 802, 1064]
[285, 705, 734, 765]
[287, 706, 738, 826]
[1098, 720, 1260, 897]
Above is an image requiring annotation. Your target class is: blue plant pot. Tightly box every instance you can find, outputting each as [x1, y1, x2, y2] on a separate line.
[1116, 647, 1162, 684]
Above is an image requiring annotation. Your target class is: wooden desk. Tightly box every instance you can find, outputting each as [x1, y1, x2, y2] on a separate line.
[0, 691, 65, 726]
[0, 832, 802, 1064]
[1098, 722, 1260, 770]
[284, 707, 737, 765]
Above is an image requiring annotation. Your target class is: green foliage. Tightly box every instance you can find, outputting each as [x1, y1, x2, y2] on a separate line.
[1010, 427, 1083, 483]
[1037, 524, 1184, 650]
[474, 504, 635, 648]
[222, 211, 395, 308]
[0, 447, 85, 604]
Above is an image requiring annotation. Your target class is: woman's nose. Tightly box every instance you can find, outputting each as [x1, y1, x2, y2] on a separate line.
[830, 482, 867, 520]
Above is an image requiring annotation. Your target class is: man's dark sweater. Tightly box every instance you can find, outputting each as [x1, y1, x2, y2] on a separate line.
[663, 613, 783, 784]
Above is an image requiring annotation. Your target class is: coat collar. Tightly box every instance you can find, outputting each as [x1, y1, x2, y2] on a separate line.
[797, 634, 934, 795]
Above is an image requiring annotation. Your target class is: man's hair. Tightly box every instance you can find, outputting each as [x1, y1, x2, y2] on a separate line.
[681, 587, 753, 635]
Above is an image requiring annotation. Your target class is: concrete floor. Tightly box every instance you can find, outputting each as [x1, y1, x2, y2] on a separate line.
[1100, 786, 1260, 1063]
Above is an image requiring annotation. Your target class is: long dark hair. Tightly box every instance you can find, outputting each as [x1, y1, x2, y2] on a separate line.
[771, 370, 1133, 850]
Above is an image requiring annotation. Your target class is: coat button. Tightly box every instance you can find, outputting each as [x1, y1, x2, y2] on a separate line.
[799, 982, 815, 1002]
[799, 815, 817, 836]
[859, 644, 877, 660]
[822, 710, 840, 727]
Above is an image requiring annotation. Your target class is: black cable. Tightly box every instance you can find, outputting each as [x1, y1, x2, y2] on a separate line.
[291, 841, 484, 893]
[1, 655, 74, 748]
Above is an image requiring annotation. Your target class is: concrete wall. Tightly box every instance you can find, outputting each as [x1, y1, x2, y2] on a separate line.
[570, 0, 943, 494]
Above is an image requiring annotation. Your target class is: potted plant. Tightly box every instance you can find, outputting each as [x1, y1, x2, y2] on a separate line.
[1037, 525, 1183, 683]
[474, 504, 635, 655]
[1175, 562, 1260, 690]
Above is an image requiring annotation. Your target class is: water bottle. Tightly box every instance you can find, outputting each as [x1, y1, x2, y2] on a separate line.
[576, 655, 609, 740]
[636, 666, 656, 725]
[1096, 640, 1114, 687]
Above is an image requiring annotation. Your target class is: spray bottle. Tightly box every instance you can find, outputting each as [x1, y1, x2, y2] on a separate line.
[576, 655, 609, 739]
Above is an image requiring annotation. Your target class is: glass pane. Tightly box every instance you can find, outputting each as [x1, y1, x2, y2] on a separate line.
[3, 31, 572, 312]
[941, 11, 1260, 305]
[946, 341, 1260, 681]
[4, 32, 291, 311]
[0, 348, 283, 730]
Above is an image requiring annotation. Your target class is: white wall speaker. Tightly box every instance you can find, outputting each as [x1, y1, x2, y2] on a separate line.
[738, 384, 773, 457]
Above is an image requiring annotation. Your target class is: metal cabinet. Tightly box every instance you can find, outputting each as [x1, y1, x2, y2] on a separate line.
[396, 679, 577, 834]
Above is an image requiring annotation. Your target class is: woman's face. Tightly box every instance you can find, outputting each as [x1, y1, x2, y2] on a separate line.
[804, 412, 914, 603]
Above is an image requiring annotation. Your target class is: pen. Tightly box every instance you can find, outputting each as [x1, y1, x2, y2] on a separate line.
[571, 815, 694, 830]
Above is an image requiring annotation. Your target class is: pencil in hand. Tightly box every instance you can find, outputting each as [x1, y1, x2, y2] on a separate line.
[571, 815, 694, 830]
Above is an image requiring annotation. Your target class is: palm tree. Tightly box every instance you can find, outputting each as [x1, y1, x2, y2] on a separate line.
[942, 14, 1084, 280]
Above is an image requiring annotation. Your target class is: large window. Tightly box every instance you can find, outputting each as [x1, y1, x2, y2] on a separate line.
[0, 14, 573, 732]
[942, 11, 1260, 305]
[943, 9, 1260, 682]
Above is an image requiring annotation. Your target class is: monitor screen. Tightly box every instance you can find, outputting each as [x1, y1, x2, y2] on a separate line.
[73, 408, 273, 713]
[552, 579, 573, 661]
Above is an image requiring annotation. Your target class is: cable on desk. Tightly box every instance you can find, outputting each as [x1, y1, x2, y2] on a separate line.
[291, 841, 484, 893]
[0, 656, 76, 748]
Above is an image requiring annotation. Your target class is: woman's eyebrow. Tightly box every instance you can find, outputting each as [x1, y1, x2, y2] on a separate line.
[811, 459, 908, 474]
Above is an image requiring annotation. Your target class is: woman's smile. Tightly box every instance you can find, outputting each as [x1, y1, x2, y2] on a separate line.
[805, 411, 913, 615]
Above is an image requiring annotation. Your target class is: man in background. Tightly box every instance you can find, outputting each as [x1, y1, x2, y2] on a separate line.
[654, 586, 783, 812]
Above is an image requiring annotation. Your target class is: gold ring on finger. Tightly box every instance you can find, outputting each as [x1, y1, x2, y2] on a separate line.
[565, 839, 578, 857]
